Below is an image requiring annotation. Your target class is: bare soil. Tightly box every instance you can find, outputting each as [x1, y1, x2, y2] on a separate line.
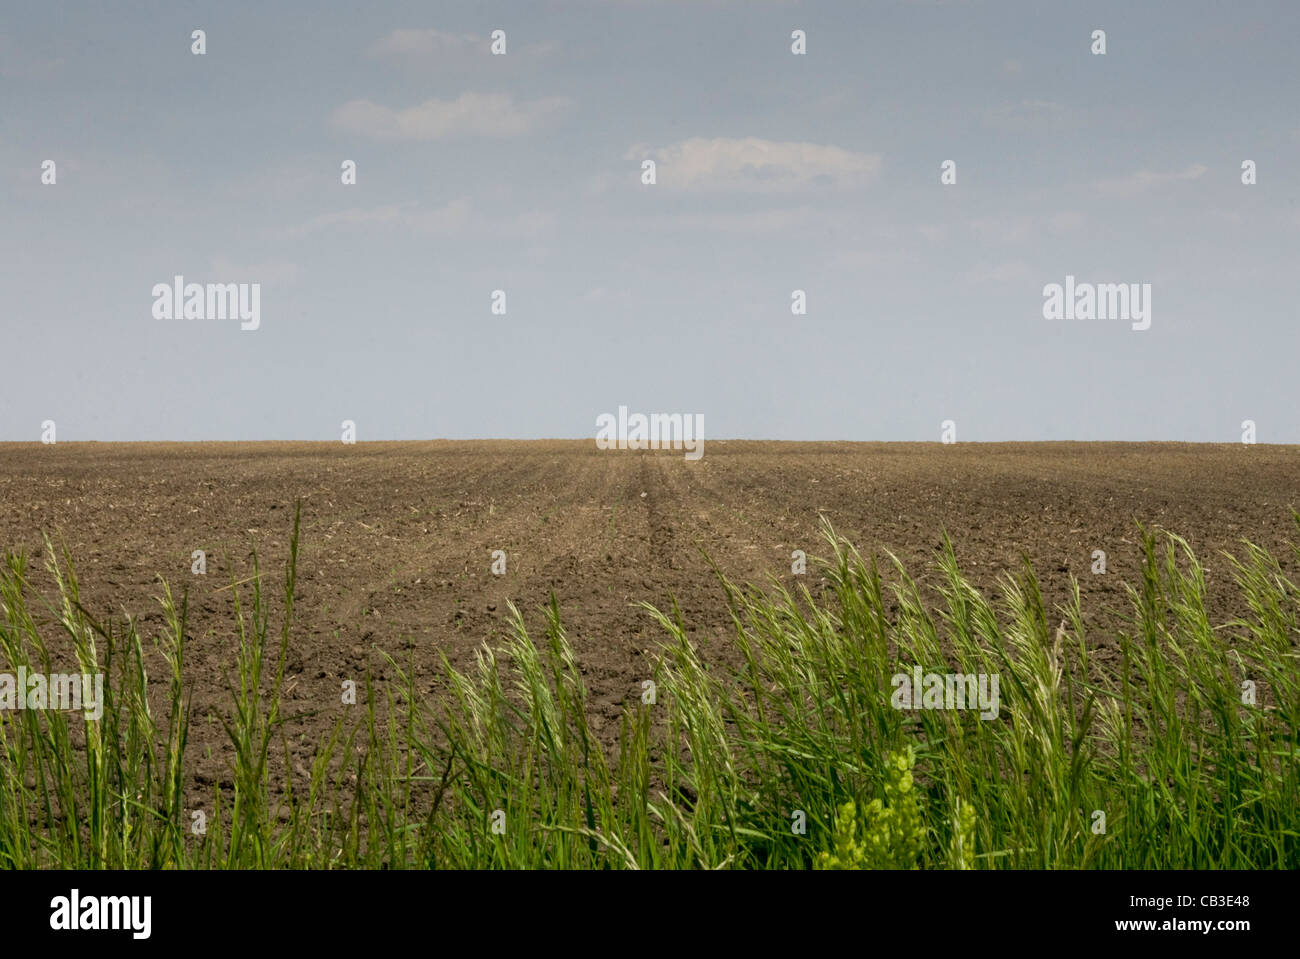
[1, 441, 1296, 805]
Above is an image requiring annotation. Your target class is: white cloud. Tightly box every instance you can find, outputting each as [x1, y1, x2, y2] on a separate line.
[630, 137, 880, 192]
[1095, 164, 1207, 197]
[367, 28, 482, 58]
[366, 28, 554, 63]
[331, 93, 570, 140]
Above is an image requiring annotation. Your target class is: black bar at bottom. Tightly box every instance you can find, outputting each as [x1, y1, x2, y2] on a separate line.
[3, 868, 1285, 947]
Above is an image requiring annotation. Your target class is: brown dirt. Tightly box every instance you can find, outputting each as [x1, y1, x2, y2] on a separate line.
[1, 440, 1296, 805]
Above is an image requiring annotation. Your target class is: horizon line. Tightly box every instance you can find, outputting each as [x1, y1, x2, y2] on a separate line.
[0, 439, 1290, 447]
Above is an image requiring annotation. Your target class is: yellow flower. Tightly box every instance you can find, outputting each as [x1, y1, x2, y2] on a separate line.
[815, 748, 928, 869]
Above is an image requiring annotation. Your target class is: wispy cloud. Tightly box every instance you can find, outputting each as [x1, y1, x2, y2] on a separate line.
[209, 256, 300, 286]
[984, 99, 1066, 132]
[330, 93, 570, 140]
[632, 205, 837, 234]
[286, 199, 472, 238]
[628, 137, 880, 192]
[0, 35, 64, 81]
[959, 260, 1033, 284]
[367, 28, 482, 58]
[366, 28, 554, 64]
[1095, 164, 1208, 197]
[285, 198, 552, 240]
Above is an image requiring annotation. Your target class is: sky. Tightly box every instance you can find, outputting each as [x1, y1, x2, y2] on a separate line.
[2, 0, 1297, 442]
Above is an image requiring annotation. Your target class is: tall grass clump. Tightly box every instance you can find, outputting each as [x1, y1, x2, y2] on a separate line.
[0, 538, 191, 868]
[0, 506, 1296, 868]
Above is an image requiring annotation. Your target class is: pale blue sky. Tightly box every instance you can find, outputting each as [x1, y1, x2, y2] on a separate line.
[2, 0, 1297, 441]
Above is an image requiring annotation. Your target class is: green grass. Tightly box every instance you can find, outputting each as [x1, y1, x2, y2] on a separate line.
[0, 504, 1296, 868]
